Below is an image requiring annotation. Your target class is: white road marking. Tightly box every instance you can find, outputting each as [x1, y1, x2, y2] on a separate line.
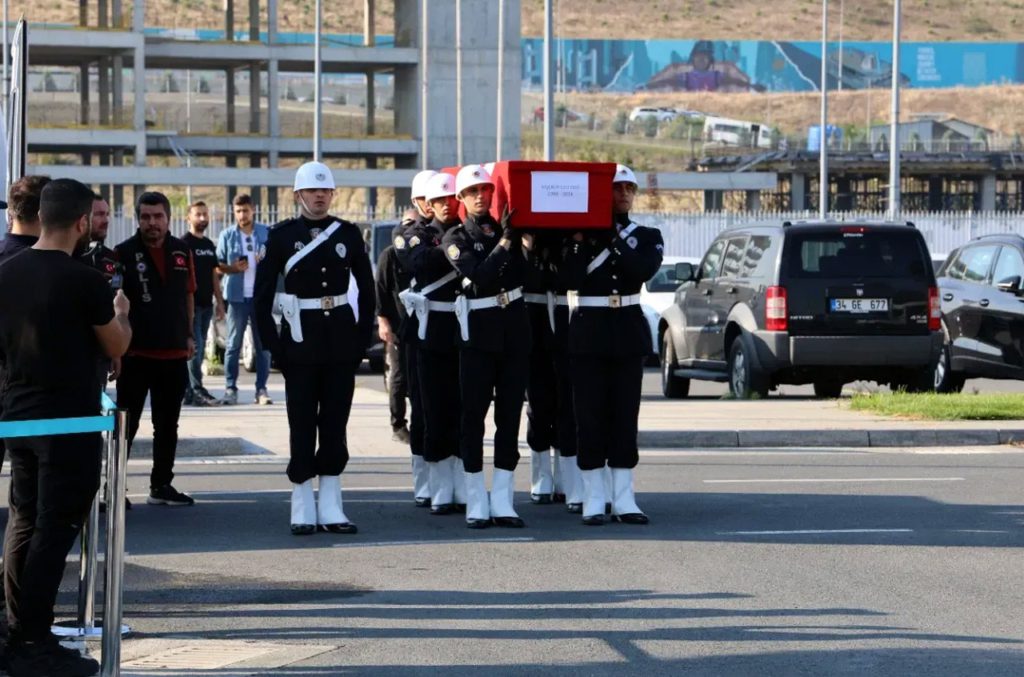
[718, 529, 914, 536]
[331, 537, 536, 549]
[703, 477, 965, 484]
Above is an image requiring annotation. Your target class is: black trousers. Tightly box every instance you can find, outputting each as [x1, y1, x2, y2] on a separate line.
[570, 354, 644, 471]
[417, 346, 460, 463]
[458, 348, 529, 474]
[406, 342, 425, 457]
[4, 433, 101, 641]
[117, 356, 187, 488]
[526, 347, 558, 452]
[384, 339, 408, 432]
[553, 352, 578, 457]
[285, 361, 357, 484]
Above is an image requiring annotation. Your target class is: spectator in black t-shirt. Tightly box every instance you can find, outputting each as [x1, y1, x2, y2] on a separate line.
[0, 178, 132, 677]
[0, 175, 50, 267]
[375, 243, 412, 442]
[182, 201, 224, 406]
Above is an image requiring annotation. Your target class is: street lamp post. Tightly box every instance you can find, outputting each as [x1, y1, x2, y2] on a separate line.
[496, 0, 504, 160]
[819, 0, 829, 218]
[542, 0, 553, 161]
[313, 0, 322, 161]
[888, 0, 903, 218]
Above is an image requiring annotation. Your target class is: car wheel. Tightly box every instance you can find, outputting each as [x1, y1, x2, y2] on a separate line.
[812, 380, 844, 399]
[728, 336, 769, 400]
[660, 329, 690, 399]
[933, 340, 966, 394]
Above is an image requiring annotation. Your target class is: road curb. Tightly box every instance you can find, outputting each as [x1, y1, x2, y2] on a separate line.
[129, 437, 262, 458]
[637, 428, 1024, 448]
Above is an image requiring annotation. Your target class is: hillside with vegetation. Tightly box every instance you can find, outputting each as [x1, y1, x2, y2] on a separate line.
[13, 0, 1024, 41]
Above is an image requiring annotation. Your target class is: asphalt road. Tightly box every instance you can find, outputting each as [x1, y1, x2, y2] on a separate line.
[23, 446, 1024, 675]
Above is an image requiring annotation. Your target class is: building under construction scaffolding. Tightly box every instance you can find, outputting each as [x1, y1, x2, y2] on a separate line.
[24, 0, 523, 212]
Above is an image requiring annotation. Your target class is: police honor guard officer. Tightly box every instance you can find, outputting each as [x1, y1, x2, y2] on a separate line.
[563, 164, 663, 525]
[442, 164, 532, 529]
[398, 172, 468, 515]
[254, 161, 375, 536]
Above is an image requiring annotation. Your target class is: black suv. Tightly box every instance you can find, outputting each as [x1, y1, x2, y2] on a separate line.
[659, 220, 942, 398]
[933, 234, 1024, 393]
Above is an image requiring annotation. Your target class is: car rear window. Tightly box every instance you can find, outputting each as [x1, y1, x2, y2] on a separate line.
[784, 229, 930, 279]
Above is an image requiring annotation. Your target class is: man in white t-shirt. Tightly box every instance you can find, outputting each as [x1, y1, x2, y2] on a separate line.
[216, 194, 272, 405]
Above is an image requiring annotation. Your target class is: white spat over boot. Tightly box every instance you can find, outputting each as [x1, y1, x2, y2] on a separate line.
[490, 468, 525, 528]
[428, 460, 456, 515]
[530, 450, 554, 504]
[317, 475, 357, 534]
[464, 471, 490, 528]
[603, 465, 614, 514]
[290, 480, 316, 535]
[451, 457, 468, 509]
[611, 468, 649, 524]
[581, 468, 607, 525]
[412, 456, 431, 507]
[552, 449, 566, 502]
[560, 455, 584, 514]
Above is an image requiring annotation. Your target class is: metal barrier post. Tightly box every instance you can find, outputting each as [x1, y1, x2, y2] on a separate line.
[100, 409, 129, 677]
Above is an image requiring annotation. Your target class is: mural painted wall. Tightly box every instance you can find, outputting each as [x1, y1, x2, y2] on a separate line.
[520, 39, 1024, 93]
[138, 26, 1024, 93]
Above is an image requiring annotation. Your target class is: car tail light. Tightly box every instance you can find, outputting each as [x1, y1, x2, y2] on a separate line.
[928, 286, 941, 331]
[766, 286, 787, 331]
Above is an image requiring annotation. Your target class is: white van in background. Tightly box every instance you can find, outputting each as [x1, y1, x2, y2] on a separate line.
[703, 116, 775, 149]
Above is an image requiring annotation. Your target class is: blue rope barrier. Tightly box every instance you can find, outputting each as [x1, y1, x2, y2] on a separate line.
[0, 391, 118, 439]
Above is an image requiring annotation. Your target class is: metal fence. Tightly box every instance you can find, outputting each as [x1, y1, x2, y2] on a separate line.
[98, 207, 1024, 260]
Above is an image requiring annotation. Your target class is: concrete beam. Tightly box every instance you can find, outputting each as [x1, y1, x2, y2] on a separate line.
[148, 135, 418, 156]
[29, 165, 420, 188]
[142, 40, 418, 72]
[30, 28, 142, 64]
[28, 128, 144, 150]
[637, 172, 778, 192]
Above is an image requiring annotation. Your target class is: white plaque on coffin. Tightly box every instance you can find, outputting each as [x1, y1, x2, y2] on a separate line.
[530, 171, 589, 213]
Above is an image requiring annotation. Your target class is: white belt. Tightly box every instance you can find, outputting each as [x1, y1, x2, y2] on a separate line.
[523, 292, 568, 332]
[466, 287, 523, 311]
[567, 291, 641, 310]
[454, 287, 524, 341]
[297, 294, 348, 310]
[275, 293, 349, 343]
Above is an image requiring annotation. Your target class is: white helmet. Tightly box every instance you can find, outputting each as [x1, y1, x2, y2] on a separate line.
[411, 170, 439, 199]
[293, 161, 335, 191]
[614, 163, 639, 188]
[424, 172, 457, 202]
[455, 164, 494, 196]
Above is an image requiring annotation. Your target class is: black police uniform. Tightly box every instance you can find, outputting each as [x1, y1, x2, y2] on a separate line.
[78, 241, 120, 285]
[442, 213, 531, 474]
[398, 217, 462, 466]
[549, 239, 579, 462]
[254, 215, 374, 485]
[374, 244, 412, 436]
[524, 233, 559, 457]
[562, 214, 663, 471]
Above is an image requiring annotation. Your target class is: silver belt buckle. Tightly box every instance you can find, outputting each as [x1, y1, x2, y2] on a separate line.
[321, 296, 335, 310]
[608, 294, 621, 308]
[496, 292, 510, 308]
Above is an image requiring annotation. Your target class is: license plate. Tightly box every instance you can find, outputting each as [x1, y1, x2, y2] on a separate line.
[830, 298, 889, 313]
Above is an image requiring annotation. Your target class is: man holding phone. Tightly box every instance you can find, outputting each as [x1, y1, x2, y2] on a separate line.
[216, 194, 272, 405]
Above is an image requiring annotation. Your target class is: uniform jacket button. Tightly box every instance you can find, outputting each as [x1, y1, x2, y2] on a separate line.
[322, 281, 328, 288]
[324, 311, 331, 317]
[322, 267, 327, 273]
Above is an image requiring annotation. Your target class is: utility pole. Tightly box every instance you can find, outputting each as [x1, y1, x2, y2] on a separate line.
[313, 0, 322, 160]
[496, 0, 505, 160]
[455, 0, 463, 164]
[819, 0, 829, 218]
[542, 0, 554, 161]
[888, 0, 903, 218]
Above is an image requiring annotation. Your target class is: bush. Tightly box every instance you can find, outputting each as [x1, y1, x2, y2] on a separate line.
[643, 115, 658, 138]
[613, 111, 628, 135]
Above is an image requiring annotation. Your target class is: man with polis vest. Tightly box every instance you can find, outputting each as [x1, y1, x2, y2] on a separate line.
[114, 191, 197, 508]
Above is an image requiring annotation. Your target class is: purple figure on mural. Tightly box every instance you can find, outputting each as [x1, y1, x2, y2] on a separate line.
[646, 40, 756, 93]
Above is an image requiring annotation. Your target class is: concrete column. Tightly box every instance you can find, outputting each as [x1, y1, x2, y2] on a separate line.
[928, 176, 943, 211]
[790, 173, 807, 211]
[80, 63, 92, 168]
[365, 5, 376, 137]
[703, 190, 724, 212]
[366, 157, 378, 217]
[225, 0, 234, 40]
[268, 150, 279, 211]
[834, 176, 851, 212]
[133, 0, 146, 169]
[226, 69, 236, 133]
[981, 174, 997, 212]
[79, 0, 88, 26]
[98, 0, 108, 27]
[745, 190, 762, 212]
[267, 0, 280, 140]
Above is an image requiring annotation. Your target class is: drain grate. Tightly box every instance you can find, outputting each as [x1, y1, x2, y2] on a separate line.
[122, 642, 274, 670]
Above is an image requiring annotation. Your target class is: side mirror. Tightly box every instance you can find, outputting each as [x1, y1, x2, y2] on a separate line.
[996, 275, 1023, 294]
[675, 262, 696, 282]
